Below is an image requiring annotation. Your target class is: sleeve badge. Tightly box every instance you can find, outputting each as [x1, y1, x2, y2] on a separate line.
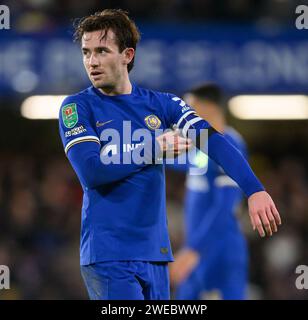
[62, 103, 78, 128]
[144, 114, 161, 130]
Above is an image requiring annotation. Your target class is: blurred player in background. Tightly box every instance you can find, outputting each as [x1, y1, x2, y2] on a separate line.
[169, 84, 249, 299]
[58, 9, 281, 300]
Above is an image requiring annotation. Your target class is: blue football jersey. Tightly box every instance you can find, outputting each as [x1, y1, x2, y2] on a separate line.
[58, 84, 201, 265]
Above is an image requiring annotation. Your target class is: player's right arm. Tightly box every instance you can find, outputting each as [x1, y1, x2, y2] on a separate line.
[59, 96, 148, 189]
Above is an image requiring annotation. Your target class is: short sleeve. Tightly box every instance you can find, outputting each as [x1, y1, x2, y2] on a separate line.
[58, 95, 100, 155]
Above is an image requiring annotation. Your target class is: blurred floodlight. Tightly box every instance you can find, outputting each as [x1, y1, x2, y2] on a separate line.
[229, 95, 308, 120]
[21, 95, 67, 119]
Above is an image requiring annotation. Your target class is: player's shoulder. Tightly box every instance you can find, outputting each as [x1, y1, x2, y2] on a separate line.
[59, 87, 96, 123]
[61, 87, 94, 106]
[135, 84, 178, 102]
[60, 87, 99, 117]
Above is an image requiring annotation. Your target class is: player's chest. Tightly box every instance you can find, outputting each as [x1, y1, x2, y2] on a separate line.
[92, 100, 166, 138]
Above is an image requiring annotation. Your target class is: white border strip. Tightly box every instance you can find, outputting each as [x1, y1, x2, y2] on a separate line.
[65, 135, 100, 154]
[182, 117, 203, 137]
[176, 111, 195, 128]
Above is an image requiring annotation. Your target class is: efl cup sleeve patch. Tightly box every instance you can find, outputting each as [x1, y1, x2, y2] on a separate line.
[62, 103, 78, 128]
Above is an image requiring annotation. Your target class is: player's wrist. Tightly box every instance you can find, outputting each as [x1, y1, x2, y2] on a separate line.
[244, 178, 265, 198]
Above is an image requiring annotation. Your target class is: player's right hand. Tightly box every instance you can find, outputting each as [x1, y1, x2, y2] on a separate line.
[156, 129, 192, 158]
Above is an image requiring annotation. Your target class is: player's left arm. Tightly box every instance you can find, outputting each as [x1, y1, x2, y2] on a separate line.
[165, 94, 282, 237]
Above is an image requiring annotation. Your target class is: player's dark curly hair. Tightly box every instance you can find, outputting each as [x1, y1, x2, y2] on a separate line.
[73, 9, 140, 73]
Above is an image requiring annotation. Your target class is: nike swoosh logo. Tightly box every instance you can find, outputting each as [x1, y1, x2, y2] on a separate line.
[96, 120, 113, 127]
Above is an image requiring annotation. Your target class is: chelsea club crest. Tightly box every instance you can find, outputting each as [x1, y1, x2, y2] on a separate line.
[144, 114, 161, 130]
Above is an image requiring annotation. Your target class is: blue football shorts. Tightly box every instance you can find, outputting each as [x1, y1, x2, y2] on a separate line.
[80, 260, 170, 300]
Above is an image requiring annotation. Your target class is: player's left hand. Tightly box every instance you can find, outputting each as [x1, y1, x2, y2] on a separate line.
[169, 248, 200, 286]
[248, 191, 282, 237]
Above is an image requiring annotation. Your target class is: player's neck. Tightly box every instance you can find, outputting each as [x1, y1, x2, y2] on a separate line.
[99, 75, 132, 96]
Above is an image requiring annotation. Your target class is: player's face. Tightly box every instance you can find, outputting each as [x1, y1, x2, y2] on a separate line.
[81, 29, 132, 91]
